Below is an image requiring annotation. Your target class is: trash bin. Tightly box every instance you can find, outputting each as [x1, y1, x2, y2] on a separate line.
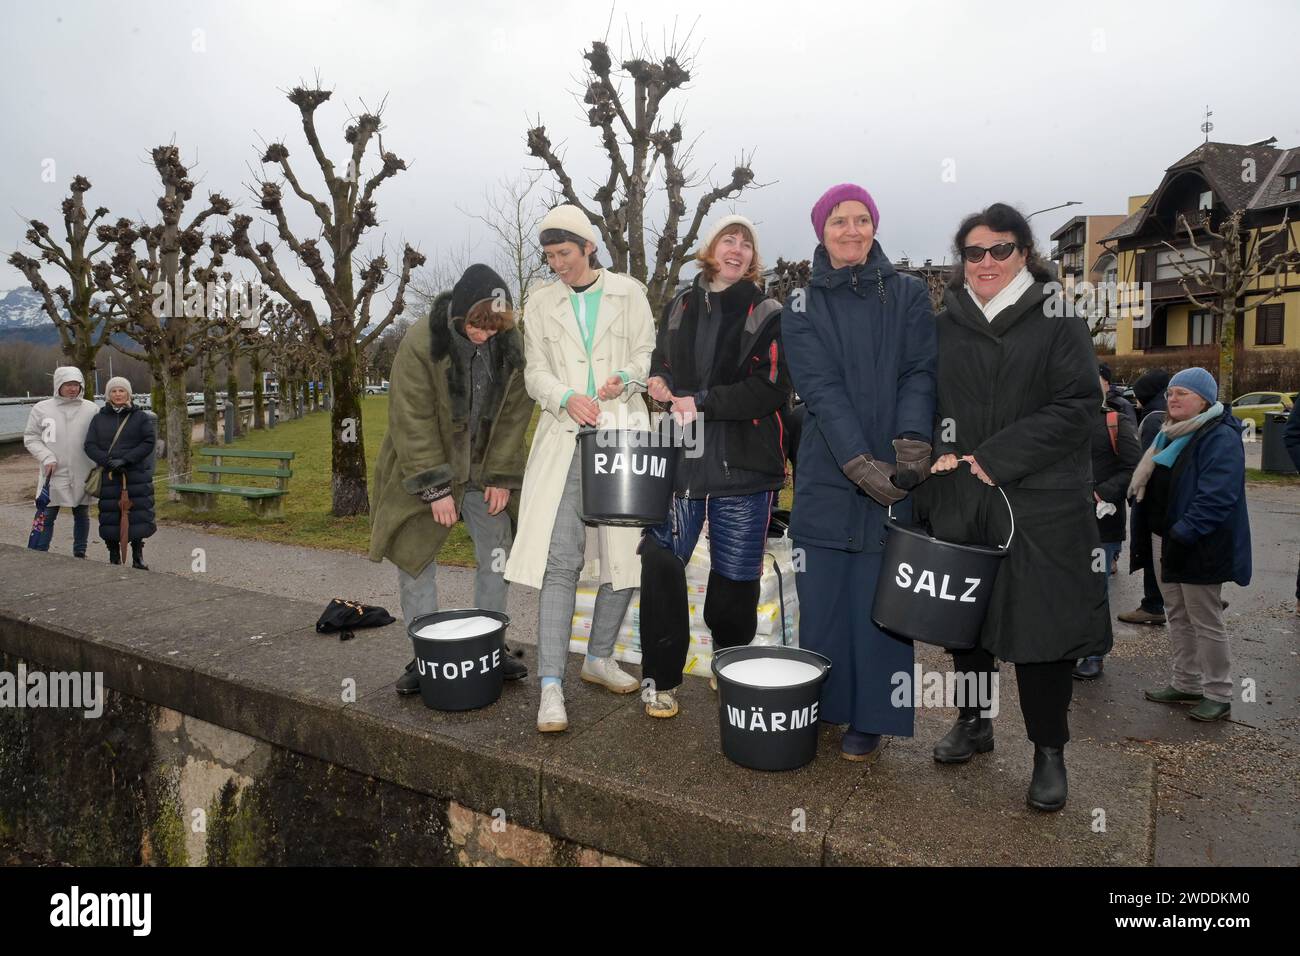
[1262, 413, 1297, 474]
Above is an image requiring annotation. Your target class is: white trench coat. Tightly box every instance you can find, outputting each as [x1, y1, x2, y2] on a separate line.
[504, 271, 656, 591]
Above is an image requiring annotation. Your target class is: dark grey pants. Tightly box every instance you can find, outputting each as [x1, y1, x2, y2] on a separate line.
[397, 485, 513, 623]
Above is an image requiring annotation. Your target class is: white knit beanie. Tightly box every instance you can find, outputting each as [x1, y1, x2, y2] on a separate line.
[538, 204, 598, 248]
[105, 376, 133, 399]
[700, 214, 758, 252]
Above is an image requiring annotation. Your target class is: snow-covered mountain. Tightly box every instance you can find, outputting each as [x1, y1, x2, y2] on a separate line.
[0, 286, 65, 330]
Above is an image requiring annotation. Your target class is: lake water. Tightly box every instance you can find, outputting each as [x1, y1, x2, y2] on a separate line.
[0, 396, 203, 440]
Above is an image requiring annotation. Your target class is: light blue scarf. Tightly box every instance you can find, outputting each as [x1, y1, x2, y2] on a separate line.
[1152, 401, 1224, 467]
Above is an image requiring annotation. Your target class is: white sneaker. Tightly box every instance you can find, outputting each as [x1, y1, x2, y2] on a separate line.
[580, 655, 639, 694]
[537, 683, 568, 733]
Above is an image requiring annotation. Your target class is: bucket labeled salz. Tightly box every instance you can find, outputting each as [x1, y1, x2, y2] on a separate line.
[872, 489, 1014, 650]
[711, 646, 831, 771]
[408, 609, 510, 711]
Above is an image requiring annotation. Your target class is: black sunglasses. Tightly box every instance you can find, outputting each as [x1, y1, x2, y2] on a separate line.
[962, 242, 1020, 263]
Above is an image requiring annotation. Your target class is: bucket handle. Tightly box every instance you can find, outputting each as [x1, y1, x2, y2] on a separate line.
[888, 485, 1015, 551]
[763, 547, 791, 646]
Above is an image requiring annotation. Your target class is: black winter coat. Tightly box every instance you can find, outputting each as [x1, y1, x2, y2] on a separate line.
[84, 403, 156, 542]
[652, 276, 790, 497]
[1092, 396, 1141, 543]
[911, 280, 1112, 662]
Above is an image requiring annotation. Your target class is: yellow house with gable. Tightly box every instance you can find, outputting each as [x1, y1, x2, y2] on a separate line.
[1103, 139, 1300, 357]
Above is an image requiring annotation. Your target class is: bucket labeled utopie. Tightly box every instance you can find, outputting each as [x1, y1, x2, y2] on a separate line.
[408, 609, 511, 711]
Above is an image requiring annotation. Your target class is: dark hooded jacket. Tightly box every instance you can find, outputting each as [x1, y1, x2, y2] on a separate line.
[368, 291, 532, 576]
[1093, 395, 1142, 542]
[652, 275, 790, 497]
[84, 402, 157, 542]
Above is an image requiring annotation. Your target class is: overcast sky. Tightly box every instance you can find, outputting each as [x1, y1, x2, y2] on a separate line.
[3, 0, 1298, 313]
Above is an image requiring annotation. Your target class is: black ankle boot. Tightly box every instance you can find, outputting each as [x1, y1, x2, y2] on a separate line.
[501, 643, 528, 681]
[1026, 745, 1068, 812]
[396, 659, 421, 696]
[108, 542, 122, 565]
[130, 539, 149, 570]
[933, 714, 994, 764]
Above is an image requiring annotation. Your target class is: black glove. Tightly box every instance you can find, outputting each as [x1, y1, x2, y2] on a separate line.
[842, 454, 907, 506]
[892, 438, 933, 490]
[106, 457, 126, 470]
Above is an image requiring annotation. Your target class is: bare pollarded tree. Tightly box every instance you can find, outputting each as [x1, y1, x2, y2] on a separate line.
[229, 82, 425, 516]
[526, 27, 762, 316]
[1163, 209, 1300, 399]
[8, 176, 118, 396]
[765, 257, 811, 305]
[93, 146, 232, 495]
[459, 172, 548, 316]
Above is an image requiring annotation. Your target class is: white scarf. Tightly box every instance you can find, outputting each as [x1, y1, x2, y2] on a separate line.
[966, 266, 1034, 322]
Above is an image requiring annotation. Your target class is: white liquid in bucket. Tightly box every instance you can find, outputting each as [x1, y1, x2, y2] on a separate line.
[415, 615, 501, 641]
[720, 657, 822, 688]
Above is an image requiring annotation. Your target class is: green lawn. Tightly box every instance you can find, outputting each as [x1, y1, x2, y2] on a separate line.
[155, 395, 480, 566]
[157, 401, 1285, 567]
[1246, 467, 1300, 486]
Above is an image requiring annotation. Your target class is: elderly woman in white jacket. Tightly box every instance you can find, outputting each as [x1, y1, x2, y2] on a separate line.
[23, 367, 98, 557]
[504, 204, 656, 734]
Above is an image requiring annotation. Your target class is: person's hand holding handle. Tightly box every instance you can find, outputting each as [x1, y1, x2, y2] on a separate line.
[842, 454, 907, 506]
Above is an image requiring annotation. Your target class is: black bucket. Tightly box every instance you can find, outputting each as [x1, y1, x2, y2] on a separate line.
[408, 609, 510, 711]
[576, 425, 677, 526]
[711, 645, 832, 771]
[872, 488, 1015, 650]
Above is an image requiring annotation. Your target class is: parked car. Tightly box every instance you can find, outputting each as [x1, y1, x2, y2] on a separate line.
[1229, 390, 1295, 429]
[364, 381, 389, 395]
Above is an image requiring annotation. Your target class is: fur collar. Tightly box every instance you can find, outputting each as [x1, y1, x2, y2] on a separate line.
[426, 289, 525, 424]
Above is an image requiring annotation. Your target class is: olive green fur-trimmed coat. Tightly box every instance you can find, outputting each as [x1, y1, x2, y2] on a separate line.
[368, 292, 533, 577]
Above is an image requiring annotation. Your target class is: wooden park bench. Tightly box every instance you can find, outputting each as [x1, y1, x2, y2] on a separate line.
[171, 448, 295, 517]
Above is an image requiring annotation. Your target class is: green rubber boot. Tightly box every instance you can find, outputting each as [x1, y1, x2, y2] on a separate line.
[1143, 686, 1204, 705]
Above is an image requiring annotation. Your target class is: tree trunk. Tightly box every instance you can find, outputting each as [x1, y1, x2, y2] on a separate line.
[77, 352, 97, 402]
[1219, 309, 1237, 402]
[203, 358, 219, 445]
[163, 372, 191, 501]
[226, 347, 242, 438]
[151, 378, 167, 454]
[329, 343, 369, 516]
[251, 349, 265, 429]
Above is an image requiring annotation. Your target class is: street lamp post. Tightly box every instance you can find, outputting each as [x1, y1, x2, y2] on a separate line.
[1027, 201, 1082, 221]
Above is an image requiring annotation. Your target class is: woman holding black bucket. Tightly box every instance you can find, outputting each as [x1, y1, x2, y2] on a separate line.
[503, 205, 656, 734]
[911, 203, 1110, 812]
[638, 215, 791, 719]
[782, 184, 938, 763]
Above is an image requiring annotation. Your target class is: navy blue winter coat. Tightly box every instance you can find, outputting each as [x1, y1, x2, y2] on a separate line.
[782, 242, 937, 552]
[1130, 405, 1252, 587]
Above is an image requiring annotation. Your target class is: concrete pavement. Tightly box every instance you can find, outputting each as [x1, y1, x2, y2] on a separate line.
[0, 481, 1296, 865]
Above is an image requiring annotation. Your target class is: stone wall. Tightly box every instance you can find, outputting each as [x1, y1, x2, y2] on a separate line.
[0, 650, 632, 867]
